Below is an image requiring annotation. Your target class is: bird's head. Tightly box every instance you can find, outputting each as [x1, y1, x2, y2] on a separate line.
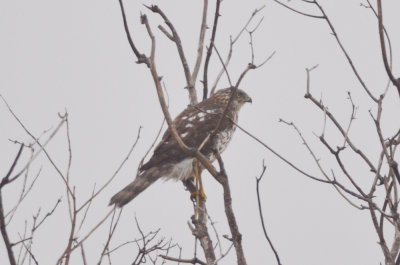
[233, 89, 252, 105]
[211, 88, 252, 111]
[213, 87, 252, 106]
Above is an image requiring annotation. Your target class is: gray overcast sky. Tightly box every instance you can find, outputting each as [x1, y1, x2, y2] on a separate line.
[1, 0, 399, 264]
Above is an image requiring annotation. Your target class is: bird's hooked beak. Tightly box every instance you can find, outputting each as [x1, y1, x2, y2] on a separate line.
[245, 96, 252, 103]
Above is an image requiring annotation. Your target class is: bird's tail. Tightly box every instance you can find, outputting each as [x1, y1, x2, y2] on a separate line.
[109, 168, 159, 207]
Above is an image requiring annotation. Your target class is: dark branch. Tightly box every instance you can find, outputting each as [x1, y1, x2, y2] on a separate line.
[0, 145, 25, 265]
[376, 0, 400, 96]
[0, 190, 17, 265]
[203, 0, 222, 100]
[1, 144, 24, 188]
[117, 0, 149, 66]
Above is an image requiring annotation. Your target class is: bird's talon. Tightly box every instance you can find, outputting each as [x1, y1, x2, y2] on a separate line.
[190, 190, 207, 201]
[199, 188, 207, 200]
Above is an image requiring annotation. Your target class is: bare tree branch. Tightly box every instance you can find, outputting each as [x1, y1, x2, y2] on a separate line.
[211, 6, 266, 95]
[214, 152, 247, 265]
[0, 190, 17, 265]
[145, 5, 198, 104]
[117, 0, 148, 65]
[272, 1, 379, 101]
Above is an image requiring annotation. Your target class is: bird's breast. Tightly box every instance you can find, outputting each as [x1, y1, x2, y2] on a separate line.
[215, 127, 236, 154]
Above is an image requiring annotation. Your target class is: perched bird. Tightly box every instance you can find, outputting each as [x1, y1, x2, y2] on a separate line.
[109, 88, 252, 207]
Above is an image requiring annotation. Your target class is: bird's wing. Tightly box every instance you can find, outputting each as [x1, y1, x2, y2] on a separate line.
[140, 102, 230, 171]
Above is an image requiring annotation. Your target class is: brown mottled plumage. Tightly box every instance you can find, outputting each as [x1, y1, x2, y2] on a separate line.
[109, 88, 251, 207]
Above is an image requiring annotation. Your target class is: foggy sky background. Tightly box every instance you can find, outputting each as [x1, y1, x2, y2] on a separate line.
[1, 0, 399, 264]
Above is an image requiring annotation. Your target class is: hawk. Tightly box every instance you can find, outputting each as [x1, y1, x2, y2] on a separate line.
[110, 88, 252, 207]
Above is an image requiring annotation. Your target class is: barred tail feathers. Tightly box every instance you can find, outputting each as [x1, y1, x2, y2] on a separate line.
[109, 168, 159, 207]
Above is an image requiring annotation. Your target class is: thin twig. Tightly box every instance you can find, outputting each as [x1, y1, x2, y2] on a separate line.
[70, 208, 115, 253]
[206, 213, 223, 256]
[313, 1, 378, 101]
[0, 96, 73, 196]
[32, 197, 62, 232]
[272, 0, 324, 19]
[97, 208, 123, 265]
[235, 50, 276, 88]
[255, 161, 282, 265]
[305, 89, 378, 175]
[211, 6, 265, 95]
[21, 239, 39, 265]
[78, 127, 142, 212]
[137, 119, 165, 174]
[213, 45, 233, 87]
[376, 0, 400, 96]
[233, 118, 331, 184]
[78, 183, 96, 233]
[6, 152, 39, 224]
[81, 244, 88, 265]
[191, 0, 209, 83]
[364, 0, 393, 96]
[273, 0, 379, 101]
[279, 119, 364, 208]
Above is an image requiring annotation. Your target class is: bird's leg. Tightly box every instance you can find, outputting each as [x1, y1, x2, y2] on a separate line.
[198, 173, 207, 201]
[192, 158, 207, 202]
